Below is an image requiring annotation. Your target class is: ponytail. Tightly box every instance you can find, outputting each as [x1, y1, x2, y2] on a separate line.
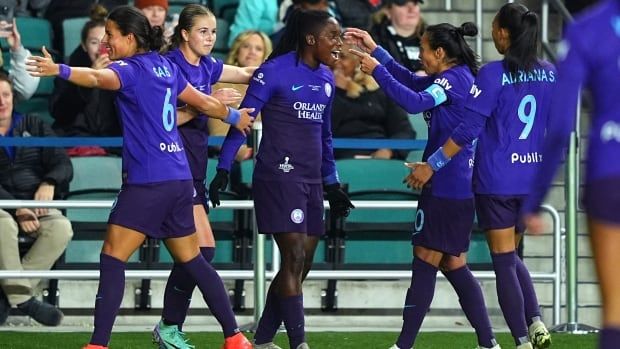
[426, 22, 480, 75]
[496, 3, 540, 74]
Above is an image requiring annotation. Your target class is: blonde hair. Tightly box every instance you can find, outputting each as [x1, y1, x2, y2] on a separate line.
[225, 31, 273, 66]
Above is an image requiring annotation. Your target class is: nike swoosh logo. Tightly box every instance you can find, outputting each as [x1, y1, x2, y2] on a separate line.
[291, 85, 304, 91]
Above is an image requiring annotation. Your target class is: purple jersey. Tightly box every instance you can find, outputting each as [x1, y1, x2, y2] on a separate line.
[524, 0, 620, 213]
[373, 62, 475, 199]
[108, 52, 191, 184]
[165, 49, 224, 180]
[218, 52, 339, 185]
[467, 60, 556, 195]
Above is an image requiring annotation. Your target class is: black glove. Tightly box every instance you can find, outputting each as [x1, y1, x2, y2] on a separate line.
[325, 183, 354, 218]
[208, 169, 229, 207]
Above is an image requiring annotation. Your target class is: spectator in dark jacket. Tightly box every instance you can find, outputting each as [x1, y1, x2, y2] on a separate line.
[0, 72, 73, 326]
[370, 0, 425, 73]
[49, 5, 120, 138]
[331, 44, 415, 160]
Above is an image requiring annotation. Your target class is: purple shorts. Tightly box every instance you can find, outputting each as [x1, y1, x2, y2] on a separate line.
[252, 179, 325, 236]
[108, 180, 196, 239]
[583, 177, 620, 225]
[192, 179, 209, 212]
[475, 194, 527, 234]
[412, 191, 475, 256]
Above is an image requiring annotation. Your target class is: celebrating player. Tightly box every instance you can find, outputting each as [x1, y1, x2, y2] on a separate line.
[210, 9, 354, 349]
[345, 22, 500, 349]
[153, 4, 258, 349]
[402, 3, 554, 348]
[26, 6, 253, 349]
[524, 1, 620, 348]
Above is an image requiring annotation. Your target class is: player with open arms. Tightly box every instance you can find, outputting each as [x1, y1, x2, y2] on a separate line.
[523, 1, 620, 348]
[400, 3, 554, 348]
[210, 9, 353, 349]
[26, 6, 253, 349]
[346, 23, 500, 349]
[153, 4, 259, 349]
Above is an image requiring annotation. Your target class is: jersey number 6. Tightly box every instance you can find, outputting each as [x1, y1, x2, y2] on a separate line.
[162, 87, 175, 132]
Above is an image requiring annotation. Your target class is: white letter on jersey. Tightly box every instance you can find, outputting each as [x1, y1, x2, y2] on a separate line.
[469, 84, 482, 98]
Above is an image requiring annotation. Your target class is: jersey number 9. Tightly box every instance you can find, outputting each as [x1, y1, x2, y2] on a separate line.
[517, 94, 537, 140]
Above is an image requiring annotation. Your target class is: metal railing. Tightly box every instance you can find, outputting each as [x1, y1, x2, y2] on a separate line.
[0, 199, 563, 326]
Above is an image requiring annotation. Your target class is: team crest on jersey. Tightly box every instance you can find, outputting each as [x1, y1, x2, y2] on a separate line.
[253, 72, 266, 85]
[278, 157, 294, 173]
[114, 60, 128, 66]
[324, 83, 332, 97]
[290, 209, 304, 224]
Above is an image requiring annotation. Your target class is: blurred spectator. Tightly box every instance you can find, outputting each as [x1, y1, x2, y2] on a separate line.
[0, 18, 40, 101]
[0, 72, 73, 327]
[211, 30, 273, 162]
[228, 0, 277, 47]
[15, 0, 51, 17]
[370, 0, 425, 73]
[331, 44, 415, 160]
[49, 5, 121, 139]
[135, 0, 175, 40]
[272, 0, 330, 45]
[44, 0, 128, 56]
[331, 0, 381, 29]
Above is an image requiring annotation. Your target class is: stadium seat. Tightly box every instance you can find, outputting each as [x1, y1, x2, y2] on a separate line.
[62, 17, 89, 62]
[214, 18, 230, 56]
[409, 113, 428, 140]
[212, 0, 239, 17]
[334, 159, 415, 267]
[15, 17, 52, 51]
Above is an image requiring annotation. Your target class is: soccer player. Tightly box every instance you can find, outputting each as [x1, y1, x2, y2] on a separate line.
[26, 6, 253, 349]
[401, 3, 554, 349]
[346, 23, 500, 349]
[523, 1, 620, 348]
[153, 4, 258, 349]
[210, 9, 354, 349]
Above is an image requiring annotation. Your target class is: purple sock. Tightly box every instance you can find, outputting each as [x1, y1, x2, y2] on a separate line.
[280, 294, 305, 349]
[491, 251, 529, 345]
[444, 266, 497, 348]
[396, 258, 438, 349]
[90, 254, 126, 346]
[162, 247, 215, 329]
[515, 257, 541, 325]
[180, 254, 240, 338]
[600, 327, 620, 349]
[254, 288, 282, 345]
[201, 246, 216, 263]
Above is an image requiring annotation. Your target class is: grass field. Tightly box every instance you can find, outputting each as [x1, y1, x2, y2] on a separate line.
[0, 331, 598, 348]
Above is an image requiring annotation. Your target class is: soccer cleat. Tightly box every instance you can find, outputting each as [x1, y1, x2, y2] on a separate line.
[222, 332, 253, 349]
[295, 344, 310, 349]
[82, 345, 108, 349]
[516, 343, 534, 349]
[476, 345, 501, 349]
[529, 320, 552, 349]
[388, 345, 401, 349]
[152, 320, 195, 349]
[253, 342, 283, 349]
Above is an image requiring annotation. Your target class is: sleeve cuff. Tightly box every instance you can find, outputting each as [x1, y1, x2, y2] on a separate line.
[370, 46, 392, 65]
[323, 172, 340, 185]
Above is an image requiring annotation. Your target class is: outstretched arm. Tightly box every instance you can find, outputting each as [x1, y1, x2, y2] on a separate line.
[26, 46, 121, 90]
